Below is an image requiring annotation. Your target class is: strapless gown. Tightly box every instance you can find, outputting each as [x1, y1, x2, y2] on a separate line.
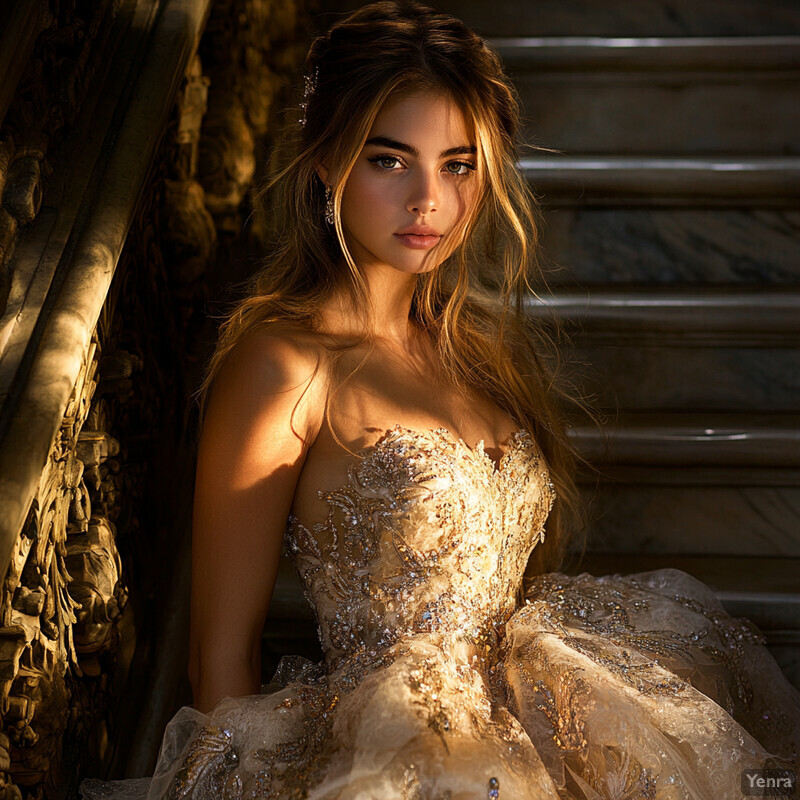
[80, 425, 799, 799]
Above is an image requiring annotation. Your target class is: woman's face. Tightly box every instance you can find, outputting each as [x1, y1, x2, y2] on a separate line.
[334, 90, 480, 276]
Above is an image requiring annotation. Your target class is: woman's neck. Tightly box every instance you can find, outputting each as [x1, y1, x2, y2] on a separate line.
[320, 262, 421, 349]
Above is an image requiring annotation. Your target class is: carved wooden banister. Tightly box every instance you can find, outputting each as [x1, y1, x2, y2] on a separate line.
[0, 0, 311, 789]
[0, 0, 213, 575]
[0, 0, 213, 794]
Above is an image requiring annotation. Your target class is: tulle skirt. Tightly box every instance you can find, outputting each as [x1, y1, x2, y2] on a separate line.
[80, 568, 800, 800]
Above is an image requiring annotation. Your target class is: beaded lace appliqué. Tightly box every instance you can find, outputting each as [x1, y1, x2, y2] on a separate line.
[284, 425, 554, 681]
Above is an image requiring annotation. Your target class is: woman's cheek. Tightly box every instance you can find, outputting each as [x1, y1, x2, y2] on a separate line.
[344, 175, 390, 223]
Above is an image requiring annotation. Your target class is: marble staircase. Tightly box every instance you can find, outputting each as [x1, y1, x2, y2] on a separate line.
[476, 0, 800, 688]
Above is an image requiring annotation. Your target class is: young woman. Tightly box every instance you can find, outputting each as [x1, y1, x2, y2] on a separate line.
[82, 2, 800, 798]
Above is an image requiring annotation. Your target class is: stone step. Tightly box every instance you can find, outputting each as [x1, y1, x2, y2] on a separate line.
[530, 287, 799, 417]
[570, 412, 800, 469]
[523, 156, 800, 206]
[537, 207, 800, 284]
[526, 285, 800, 346]
[430, 0, 800, 38]
[580, 484, 800, 556]
[499, 37, 800, 155]
[571, 413, 800, 487]
[565, 344, 799, 412]
[496, 36, 800, 71]
[573, 554, 799, 613]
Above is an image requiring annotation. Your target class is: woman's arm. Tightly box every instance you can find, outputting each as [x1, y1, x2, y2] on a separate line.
[187, 332, 324, 714]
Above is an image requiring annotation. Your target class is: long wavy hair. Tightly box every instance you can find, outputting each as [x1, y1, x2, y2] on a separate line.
[197, 0, 586, 577]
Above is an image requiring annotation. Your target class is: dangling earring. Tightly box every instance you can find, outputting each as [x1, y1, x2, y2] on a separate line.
[324, 185, 335, 225]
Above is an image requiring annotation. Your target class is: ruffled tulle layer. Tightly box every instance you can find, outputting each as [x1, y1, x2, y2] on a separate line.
[80, 568, 799, 800]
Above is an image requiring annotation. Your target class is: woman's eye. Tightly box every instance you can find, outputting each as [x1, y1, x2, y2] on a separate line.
[445, 161, 476, 176]
[369, 155, 402, 170]
[367, 155, 476, 175]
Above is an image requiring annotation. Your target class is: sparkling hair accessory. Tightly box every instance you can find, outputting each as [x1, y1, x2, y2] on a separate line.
[299, 66, 319, 126]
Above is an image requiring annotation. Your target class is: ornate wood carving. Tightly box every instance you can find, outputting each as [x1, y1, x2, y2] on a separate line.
[0, 335, 125, 798]
[0, 1, 312, 794]
[0, 8, 175, 799]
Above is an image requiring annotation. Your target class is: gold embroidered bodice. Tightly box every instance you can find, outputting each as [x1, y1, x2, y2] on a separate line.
[284, 425, 555, 678]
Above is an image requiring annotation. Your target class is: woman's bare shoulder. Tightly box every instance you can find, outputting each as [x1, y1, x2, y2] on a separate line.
[219, 322, 332, 388]
[206, 322, 333, 446]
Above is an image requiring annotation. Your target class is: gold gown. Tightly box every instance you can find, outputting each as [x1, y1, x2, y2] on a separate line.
[80, 425, 799, 799]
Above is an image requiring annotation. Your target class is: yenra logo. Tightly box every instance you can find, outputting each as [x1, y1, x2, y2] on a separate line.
[740, 768, 796, 798]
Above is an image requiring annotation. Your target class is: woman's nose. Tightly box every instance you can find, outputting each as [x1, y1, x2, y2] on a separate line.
[406, 170, 438, 214]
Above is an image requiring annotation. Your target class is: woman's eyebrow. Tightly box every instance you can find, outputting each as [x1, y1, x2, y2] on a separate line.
[364, 135, 476, 158]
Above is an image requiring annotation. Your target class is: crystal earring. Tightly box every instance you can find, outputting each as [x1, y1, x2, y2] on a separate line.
[324, 185, 335, 225]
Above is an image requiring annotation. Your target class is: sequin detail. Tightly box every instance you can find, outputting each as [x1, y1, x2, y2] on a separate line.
[167, 725, 240, 800]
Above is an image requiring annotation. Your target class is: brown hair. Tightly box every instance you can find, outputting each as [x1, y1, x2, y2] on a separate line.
[197, 0, 586, 576]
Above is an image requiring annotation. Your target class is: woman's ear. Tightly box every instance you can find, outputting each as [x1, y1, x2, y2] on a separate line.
[315, 163, 329, 185]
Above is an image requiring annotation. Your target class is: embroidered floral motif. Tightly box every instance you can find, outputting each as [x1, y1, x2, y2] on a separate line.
[167, 725, 241, 800]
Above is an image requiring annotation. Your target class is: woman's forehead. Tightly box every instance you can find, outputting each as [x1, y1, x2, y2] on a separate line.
[367, 89, 476, 150]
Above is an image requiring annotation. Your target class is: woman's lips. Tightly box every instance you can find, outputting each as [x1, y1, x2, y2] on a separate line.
[394, 233, 441, 249]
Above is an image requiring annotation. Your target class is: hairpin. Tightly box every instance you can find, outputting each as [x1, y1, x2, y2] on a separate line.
[299, 66, 319, 126]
